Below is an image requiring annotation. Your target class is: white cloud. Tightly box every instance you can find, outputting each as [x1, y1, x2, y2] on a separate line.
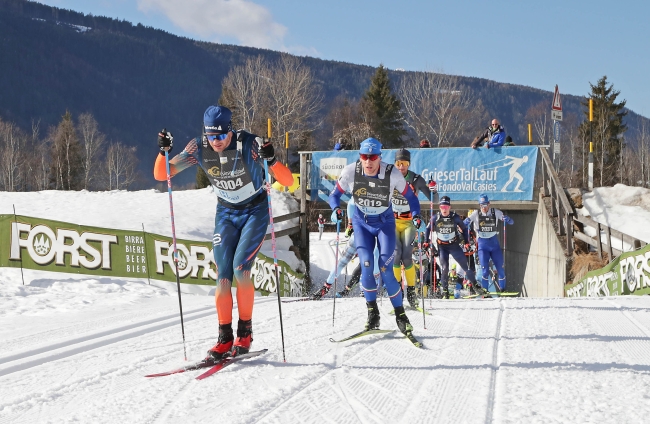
[137, 0, 287, 49]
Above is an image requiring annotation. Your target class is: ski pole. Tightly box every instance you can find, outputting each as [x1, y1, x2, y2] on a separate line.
[264, 124, 287, 363]
[429, 187, 436, 305]
[164, 150, 187, 361]
[417, 229, 426, 329]
[332, 220, 340, 326]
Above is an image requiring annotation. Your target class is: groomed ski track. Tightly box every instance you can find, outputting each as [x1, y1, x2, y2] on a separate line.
[1, 233, 650, 422]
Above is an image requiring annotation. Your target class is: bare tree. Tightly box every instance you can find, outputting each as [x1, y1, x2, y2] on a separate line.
[0, 119, 26, 191]
[265, 54, 323, 165]
[525, 100, 551, 145]
[326, 95, 372, 150]
[77, 112, 106, 190]
[50, 111, 82, 190]
[28, 120, 52, 191]
[106, 142, 138, 190]
[636, 119, 650, 187]
[222, 54, 323, 165]
[221, 56, 271, 135]
[399, 71, 483, 147]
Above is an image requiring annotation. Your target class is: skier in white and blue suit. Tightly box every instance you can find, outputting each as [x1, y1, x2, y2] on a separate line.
[328, 138, 422, 336]
[464, 194, 514, 291]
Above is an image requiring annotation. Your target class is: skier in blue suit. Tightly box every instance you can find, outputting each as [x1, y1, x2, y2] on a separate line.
[464, 194, 514, 291]
[329, 138, 422, 336]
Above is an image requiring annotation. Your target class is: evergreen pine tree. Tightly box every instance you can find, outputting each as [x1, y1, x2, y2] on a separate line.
[579, 76, 627, 187]
[362, 65, 406, 147]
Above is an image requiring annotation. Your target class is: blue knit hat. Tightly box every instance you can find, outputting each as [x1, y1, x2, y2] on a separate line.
[203, 105, 232, 134]
[479, 194, 490, 205]
[359, 138, 382, 155]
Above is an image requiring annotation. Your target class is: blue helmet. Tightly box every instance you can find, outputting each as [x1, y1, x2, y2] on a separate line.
[359, 138, 382, 155]
[479, 194, 490, 205]
[203, 105, 232, 134]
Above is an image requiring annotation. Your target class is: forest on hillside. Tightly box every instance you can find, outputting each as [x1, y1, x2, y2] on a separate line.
[1, 0, 648, 190]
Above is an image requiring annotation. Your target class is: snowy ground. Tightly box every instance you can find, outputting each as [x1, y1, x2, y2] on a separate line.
[1, 189, 650, 423]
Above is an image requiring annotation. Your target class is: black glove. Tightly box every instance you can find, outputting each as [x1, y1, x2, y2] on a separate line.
[258, 138, 276, 165]
[422, 241, 430, 250]
[412, 214, 422, 229]
[331, 207, 344, 223]
[158, 129, 173, 156]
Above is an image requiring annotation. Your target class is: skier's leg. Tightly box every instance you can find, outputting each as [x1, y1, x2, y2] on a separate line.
[489, 238, 506, 290]
[477, 243, 491, 290]
[354, 218, 380, 302]
[232, 203, 269, 322]
[376, 222, 403, 308]
[213, 209, 238, 325]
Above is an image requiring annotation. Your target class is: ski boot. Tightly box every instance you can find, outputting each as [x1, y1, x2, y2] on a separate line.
[394, 306, 414, 335]
[406, 286, 420, 308]
[207, 323, 234, 360]
[230, 319, 253, 357]
[365, 301, 380, 331]
[473, 283, 489, 297]
[311, 283, 332, 300]
[337, 286, 351, 297]
[441, 287, 450, 299]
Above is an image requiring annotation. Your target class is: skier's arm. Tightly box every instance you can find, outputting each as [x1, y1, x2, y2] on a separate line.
[393, 167, 420, 216]
[456, 215, 470, 244]
[415, 177, 438, 203]
[153, 138, 200, 181]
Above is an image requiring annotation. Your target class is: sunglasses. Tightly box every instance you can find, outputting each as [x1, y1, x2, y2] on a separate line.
[206, 133, 228, 142]
[360, 154, 379, 161]
[439, 204, 451, 209]
[395, 160, 410, 167]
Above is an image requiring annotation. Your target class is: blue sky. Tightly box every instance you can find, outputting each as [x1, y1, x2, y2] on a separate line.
[38, 0, 650, 117]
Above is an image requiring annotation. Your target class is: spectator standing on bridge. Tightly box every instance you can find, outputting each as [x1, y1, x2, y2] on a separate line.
[419, 139, 431, 148]
[464, 194, 514, 292]
[471, 119, 506, 149]
[154, 105, 293, 359]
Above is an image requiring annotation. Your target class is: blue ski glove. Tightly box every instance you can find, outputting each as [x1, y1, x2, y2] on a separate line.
[331, 207, 344, 223]
[503, 215, 514, 225]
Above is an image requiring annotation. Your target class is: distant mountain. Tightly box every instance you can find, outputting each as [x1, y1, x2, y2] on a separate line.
[1, 0, 647, 187]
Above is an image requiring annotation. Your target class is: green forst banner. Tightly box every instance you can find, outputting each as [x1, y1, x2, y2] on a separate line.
[565, 243, 650, 297]
[0, 214, 304, 297]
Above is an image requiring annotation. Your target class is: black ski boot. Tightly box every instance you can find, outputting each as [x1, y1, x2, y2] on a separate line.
[394, 306, 414, 335]
[337, 286, 351, 297]
[230, 319, 253, 357]
[441, 287, 450, 299]
[406, 286, 420, 308]
[311, 283, 331, 300]
[473, 282, 489, 297]
[207, 323, 234, 360]
[365, 301, 380, 331]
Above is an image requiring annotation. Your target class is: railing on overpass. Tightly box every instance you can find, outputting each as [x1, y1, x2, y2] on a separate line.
[539, 148, 575, 255]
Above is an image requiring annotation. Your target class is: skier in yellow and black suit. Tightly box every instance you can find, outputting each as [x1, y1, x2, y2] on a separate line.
[391, 148, 438, 308]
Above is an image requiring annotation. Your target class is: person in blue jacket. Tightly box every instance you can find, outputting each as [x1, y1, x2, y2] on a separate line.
[464, 194, 514, 291]
[471, 118, 506, 149]
[329, 138, 422, 336]
[424, 196, 479, 298]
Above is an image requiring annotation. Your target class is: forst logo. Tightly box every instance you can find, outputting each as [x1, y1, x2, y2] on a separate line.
[354, 187, 367, 196]
[154, 240, 216, 279]
[10, 222, 117, 268]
